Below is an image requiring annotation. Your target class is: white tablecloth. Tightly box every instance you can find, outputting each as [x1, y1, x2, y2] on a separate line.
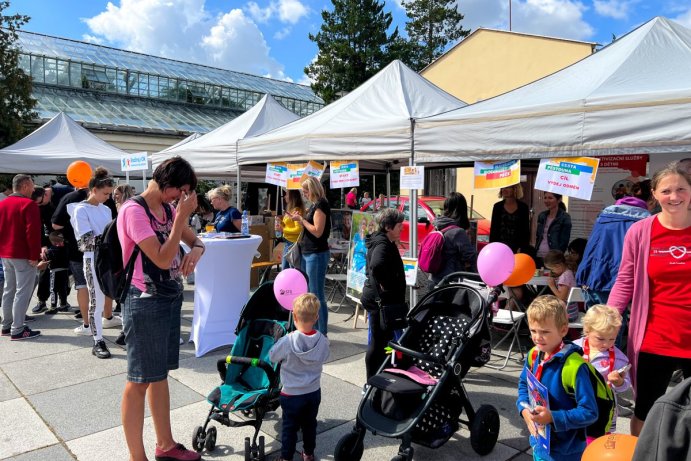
[191, 235, 262, 357]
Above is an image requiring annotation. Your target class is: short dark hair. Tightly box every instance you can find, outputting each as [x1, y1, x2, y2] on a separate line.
[442, 192, 470, 229]
[31, 186, 45, 201]
[88, 167, 115, 190]
[376, 208, 404, 232]
[153, 156, 197, 191]
[12, 174, 32, 191]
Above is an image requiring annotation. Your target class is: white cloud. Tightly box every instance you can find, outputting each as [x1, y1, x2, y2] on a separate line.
[82, 34, 104, 45]
[674, 7, 691, 28]
[247, 1, 273, 23]
[593, 0, 636, 20]
[83, 0, 292, 80]
[245, 0, 309, 24]
[274, 26, 292, 39]
[458, 0, 595, 41]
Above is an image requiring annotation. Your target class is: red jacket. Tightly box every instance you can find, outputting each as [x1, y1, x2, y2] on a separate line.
[0, 195, 42, 260]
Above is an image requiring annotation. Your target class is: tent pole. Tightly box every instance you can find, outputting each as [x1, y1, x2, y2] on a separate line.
[409, 118, 418, 307]
[386, 164, 391, 208]
[236, 167, 241, 209]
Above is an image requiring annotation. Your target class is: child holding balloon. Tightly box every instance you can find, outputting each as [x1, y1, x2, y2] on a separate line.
[269, 293, 330, 461]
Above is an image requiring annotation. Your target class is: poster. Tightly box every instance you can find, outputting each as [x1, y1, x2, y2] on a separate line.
[526, 368, 551, 458]
[286, 163, 307, 190]
[330, 160, 360, 189]
[121, 152, 148, 172]
[401, 257, 418, 287]
[474, 160, 521, 189]
[400, 165, 425, 190]
[265, 162, 287, 187]
[299, 160, 326, 183]
[330, 208, 353, 241]
[535, 157, 600, 201]
[568, 154, 648, 239]
[346, 211, 377, 299]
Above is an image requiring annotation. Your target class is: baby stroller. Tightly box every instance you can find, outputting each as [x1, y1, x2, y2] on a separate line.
[335, 272, 502, 461]
[192, 281, 291, 460]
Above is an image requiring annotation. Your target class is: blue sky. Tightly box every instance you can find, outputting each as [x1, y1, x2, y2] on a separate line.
[8, 0, 691, 85]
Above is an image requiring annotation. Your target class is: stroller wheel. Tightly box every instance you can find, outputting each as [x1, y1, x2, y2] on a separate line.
[334, 429, 364, 461]
[392, 445, 414, 461]
[258, 436, 265, 459]
[470, 404, 500, 456]
[192, 426, 205, 452]
[204, 426, 217, 452]
[244, 437, 251, 461]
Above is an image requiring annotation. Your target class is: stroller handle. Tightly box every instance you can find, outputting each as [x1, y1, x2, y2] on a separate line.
[388, 341, 446, 365]
[218, 356, 277, 385]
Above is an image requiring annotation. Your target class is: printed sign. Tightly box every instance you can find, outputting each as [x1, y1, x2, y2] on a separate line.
[121, 152, 148, 172]
[535, 157, 600, 200]
[400, 165, 425, 190]
[330, 160, 360, 189]
[526, 368, 551, 458]
[265, 162, 288, 187]
[286, 163, 307, 190]
[474, 160, 521, 189]
[401, 257, 418, 287]
[346, 211, 377, 299]
[299, 160, 326, 184]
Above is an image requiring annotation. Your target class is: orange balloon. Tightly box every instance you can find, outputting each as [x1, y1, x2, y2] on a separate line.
[503, 253, 537, 287]
[66, 161, 92, 188]
[582, 434, 637, 461]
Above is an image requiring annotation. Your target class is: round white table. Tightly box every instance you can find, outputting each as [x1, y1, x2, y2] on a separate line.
[191, 235, 262, 357]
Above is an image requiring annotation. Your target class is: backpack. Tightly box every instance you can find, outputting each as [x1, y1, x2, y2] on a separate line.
[528, 348, 616, 439]
[94, 196, 170, 303]
[418, 225, 458, 274]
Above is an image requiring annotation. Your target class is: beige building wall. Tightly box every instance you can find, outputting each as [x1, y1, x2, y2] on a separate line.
[93, 131, 182, 154]
[422, 28, 594, 224]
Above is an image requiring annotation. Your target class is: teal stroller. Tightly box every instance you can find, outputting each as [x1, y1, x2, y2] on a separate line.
[192, 281, 291, 460]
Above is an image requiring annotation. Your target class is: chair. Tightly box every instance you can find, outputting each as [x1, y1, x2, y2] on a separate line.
[325, 273, 348, 312]
[567, 287, 586, 330]
[486, 291, 528, 370]
[251, 242, 283, 286]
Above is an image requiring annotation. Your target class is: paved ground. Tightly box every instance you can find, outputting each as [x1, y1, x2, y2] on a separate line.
[0, 283, 634, 461]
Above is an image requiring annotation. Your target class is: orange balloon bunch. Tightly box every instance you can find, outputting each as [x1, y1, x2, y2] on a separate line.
[582, 434, 638, 460]
[503, 253, 537, 287]
[66, 161, 92, 188]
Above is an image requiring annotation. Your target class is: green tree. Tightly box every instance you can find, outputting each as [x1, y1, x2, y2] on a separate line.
[0, 1, 36, 148]
[305, 0, 400, 104]
[401, 0, 469, 70]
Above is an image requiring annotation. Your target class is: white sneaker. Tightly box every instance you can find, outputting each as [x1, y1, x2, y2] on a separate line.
[102, 316, 123, 329]
[74, 325, 91, 336]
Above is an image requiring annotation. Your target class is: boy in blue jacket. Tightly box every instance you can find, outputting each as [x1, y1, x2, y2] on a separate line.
[517, 295, 598, 461]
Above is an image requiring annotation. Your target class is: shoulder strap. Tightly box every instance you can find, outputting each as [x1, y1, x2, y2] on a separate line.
[440, 224, 459, 234]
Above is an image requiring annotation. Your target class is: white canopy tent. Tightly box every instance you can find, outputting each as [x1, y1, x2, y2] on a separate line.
[0, 112, 128, 174]
[415, 17, 691, 163]
[151, 94, 299, 177]
[159, 132, 203, 152]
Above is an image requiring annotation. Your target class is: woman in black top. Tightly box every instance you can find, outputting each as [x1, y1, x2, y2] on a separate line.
[290, 176, 331, 334]
[361, 208, 406, 378]
[489, 184, 531, 253]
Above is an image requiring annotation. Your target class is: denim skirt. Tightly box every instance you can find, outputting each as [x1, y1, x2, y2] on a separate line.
[123, 285, 183, 383]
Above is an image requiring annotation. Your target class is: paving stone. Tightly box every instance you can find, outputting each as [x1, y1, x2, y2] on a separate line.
[0, 370, 20, 402]
[0, 398, 58, 459]
[6, 443, 75, 461]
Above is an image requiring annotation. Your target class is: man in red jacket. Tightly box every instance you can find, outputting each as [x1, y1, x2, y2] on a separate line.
[0, 174, 42, 340]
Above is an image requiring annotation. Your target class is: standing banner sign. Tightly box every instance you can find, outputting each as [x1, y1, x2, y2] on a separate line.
[401, 258, 419, 287]
[535, 157, 600, 200]
[121, 152, 148, 172]
[265, 162, 288, 187]
[346, 211, 377, 299]
[400, 165, 425, 190]
[330, 160, 360, 189]
[300, 160, 326, 183]
[286, 163, 307, 190]
[474, 160, 521, 189]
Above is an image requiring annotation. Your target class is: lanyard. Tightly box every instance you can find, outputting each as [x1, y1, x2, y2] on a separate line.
[583, 338, 615, 375]
[531, 342, 564, 381]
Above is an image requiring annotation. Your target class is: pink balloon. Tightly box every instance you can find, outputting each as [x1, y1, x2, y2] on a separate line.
[273, 268, 309, 311]
[477, 242, 515, 286]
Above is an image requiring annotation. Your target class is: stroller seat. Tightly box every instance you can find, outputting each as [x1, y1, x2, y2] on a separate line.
[412, 314, 471, 379]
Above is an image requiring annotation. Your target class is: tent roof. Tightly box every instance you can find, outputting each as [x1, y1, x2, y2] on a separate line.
[0, 112, 128, 174]
[238, 60, 465, 166]
[415, 16, 691, 162]
[151, 94, 299, 176]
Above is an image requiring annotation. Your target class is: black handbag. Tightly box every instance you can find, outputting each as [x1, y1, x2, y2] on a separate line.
[370, 267, 408, 330]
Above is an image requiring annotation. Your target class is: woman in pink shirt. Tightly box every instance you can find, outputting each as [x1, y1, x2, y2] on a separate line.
[608, 161, 691, 436]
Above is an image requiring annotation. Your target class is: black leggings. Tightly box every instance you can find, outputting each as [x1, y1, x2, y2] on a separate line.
[634, 351, 691, 420]
[365, 311, 395, 379]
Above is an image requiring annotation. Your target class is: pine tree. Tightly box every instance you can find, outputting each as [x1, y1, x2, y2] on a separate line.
[401, 0, 469, 70]
[305, 0, 400, 104]
[0, 1, 36, 148]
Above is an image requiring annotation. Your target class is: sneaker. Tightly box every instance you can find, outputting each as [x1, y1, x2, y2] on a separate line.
[74, 311, 82, 319]
[154, 443, 201, 461]
[1, 328, 11, 336]
[113, 303, 121, 314]
[92, 340, 111, 359]
[102, 315, 122, 329]
[11, 326, 41, 341]
[24, 315, 36, 322]
[45, 307, 59, 315]
[115, 331, 126, 346]
[74, 324, 91, 336]
[32, 302, 47, 313]
[302, 452, 315, 461]
[58, 304, 71, 312]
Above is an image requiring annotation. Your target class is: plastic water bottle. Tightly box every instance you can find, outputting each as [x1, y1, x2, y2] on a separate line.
[241, 210, 249, 236]
[190, 214, 201, 233]
[274, 217, 282, 239]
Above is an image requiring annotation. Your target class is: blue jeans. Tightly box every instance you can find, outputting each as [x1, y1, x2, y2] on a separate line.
[281, 241, 294, 270]
[280, 389, 321, 459]
[301, 250, 330, 335]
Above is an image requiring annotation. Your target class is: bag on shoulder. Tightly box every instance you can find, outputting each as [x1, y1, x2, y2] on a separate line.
[284, 231, 303, 269]
[378, 300, 408, 330]
[418, 225, 458, 274]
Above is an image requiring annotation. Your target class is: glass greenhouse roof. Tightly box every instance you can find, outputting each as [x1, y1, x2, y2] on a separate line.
[16, 30, 322, 104]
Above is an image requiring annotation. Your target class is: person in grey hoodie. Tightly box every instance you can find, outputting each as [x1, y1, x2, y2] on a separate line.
[269, 293, 330, 461]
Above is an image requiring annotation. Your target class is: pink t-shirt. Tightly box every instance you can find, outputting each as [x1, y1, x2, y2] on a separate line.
[117, 200, 180, 293]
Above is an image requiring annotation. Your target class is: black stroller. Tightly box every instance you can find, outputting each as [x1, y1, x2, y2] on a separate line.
[335, 273, 502, 461]
[192, 281, 291, 460]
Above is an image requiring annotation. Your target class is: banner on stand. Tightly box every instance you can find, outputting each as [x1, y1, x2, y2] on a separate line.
[346, 211, 377, 299]
[535, 157, 600, 200]
[121, 152, 148, 172]
[401, 258, 419, 287]
[330, 160, 360, 189]
[400, 165, 425, 190]
[474, 160, 520, 189]
[299, 160, 326, 184]
[286, 163, 307, 190]
[265, 162, 288, 187]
